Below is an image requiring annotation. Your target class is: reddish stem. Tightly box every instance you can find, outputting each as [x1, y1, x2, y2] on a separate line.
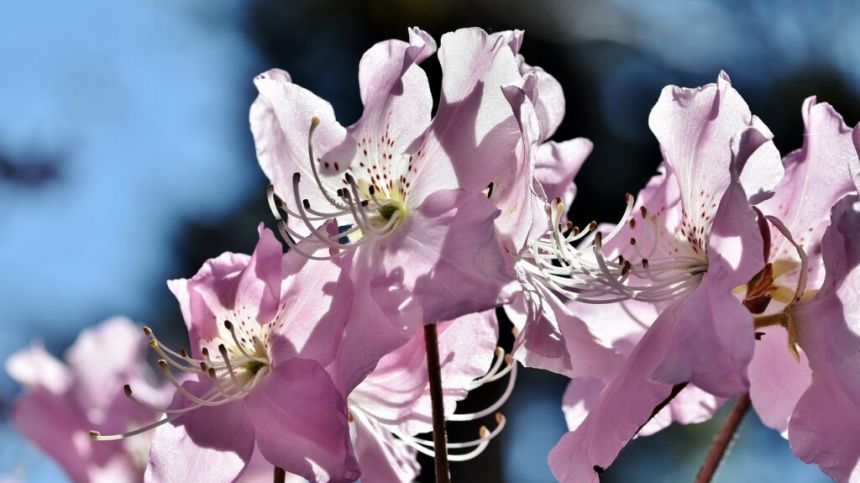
[694, 392, 752, 483]
[424, 323, 451, 483]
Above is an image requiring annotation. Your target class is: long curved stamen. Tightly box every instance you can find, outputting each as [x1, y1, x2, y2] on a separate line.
[306, 116, 348, 210]
[451, 362, 517, 421]
[523, 194, 709, 307]
[390, 413, 507, 462]
[268, 118, 410, 258]
[93, 325, 272, 442]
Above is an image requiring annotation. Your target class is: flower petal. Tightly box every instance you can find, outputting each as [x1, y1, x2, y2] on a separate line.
[11, 388, 112, 483]
[245, 358, 359, 483]
[351, 27, 435, 160]
[359, 189, 512, 327]
[250, 68, 356, 233]
[748, 326, 811, 435]
[650, 263, 754, 397]
[507, 290, 620, 380]
[789, 194, 860, 482]
[168, 226, 282, 353]
[271, 250, 354, 367]
[648, 72, 780, 231]
[409, 28, 523, 205]
[146, 381, 255, 483]
[65, 316, 149, 415]
[852, 126, 860, 192]
[760, 98, 858, 287]
[548, 307, 681, 482]
[351, 410, 420, 483]
[350, 310, 498, 434]
[535, 138, 592, 208]
[6, 343, 71, 395]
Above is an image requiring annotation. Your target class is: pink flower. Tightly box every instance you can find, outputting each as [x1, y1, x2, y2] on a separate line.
[348, 310, 512, 482]
[6, 317, 170, 483]
[785, 194, 860, 482]
[485, 37, 597, 378]
[251, 27, 527, 328]
[546, 73, 784, 481]
[734, 99, 860, 481]
[747, 99, 858, 434]
[95, 226, 379, 483]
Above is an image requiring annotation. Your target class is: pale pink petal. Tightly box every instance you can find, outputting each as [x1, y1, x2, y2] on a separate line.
[508, 291, 620, 380]
[560, 377, 605, 432]
[549, 307, 682, 482]
[650, 262, 754, 397]
[146, 381, 255, 483]
[648, 142, 766, 396]
[760, 98, 858, 287]
[494, 82, 551, 252]
[351, 410, 420, 483]
[5, 344, 71, 394]
[748, 326, 811, 435]
[410, 28, 523, 205]
[271, 250, 353, 367]
[324, 279, 413, 395]
[239, 450, 306, 483]
[65, 316, 149, 416]
[351, 27, 435, 161]
[517, 57, 565, 141]
[639, 385, 723, 436]
[648, 72, 781, 227]
[358, 189, 512, 327]
[11, 388, 108, 483]
[789, 194, 860, 482]
[852, 126, 860, 192]
[535, 138, 592, 208]
[250, 68, 356, 233]
[168, 226, 282, 353]
[246, 358, 359, 483]
[350, 311, 498, 434]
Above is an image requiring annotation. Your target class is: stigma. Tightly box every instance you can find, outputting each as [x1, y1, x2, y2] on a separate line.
[90, 321, 273, 441]
[267, 117, 417, 259]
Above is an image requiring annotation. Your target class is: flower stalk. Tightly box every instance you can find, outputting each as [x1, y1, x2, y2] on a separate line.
[694, 392, 752, 483]
[424, 323, 451, 483]
[273, 466, 286, 483]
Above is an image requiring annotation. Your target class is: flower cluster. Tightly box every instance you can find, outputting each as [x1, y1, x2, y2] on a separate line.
[6, 26, 860, 483]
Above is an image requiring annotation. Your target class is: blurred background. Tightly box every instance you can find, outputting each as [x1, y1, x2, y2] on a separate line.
[2, 0, 857, 481]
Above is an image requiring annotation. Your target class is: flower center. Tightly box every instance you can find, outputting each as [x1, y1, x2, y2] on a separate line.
[266, 117, 416, 258]
[90, 321, 273, 442]
[525, 196, 709, 305]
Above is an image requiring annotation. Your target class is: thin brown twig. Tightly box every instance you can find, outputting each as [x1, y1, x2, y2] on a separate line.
[273, 466, 286, 483]
[694, 392, 752, 483]
[424, 323, 451, 483]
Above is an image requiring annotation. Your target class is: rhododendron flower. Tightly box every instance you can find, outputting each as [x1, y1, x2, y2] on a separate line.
[251, 27, 530, 327]
[784, 194, 860, 482]
[476, 38, 600, 378]
[92, 226, 376, 483]
[6, 317, 170, 483]
[736, 99, 860, 481]
[348, 310, 515, 482]
[547, 73, 785, 482]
